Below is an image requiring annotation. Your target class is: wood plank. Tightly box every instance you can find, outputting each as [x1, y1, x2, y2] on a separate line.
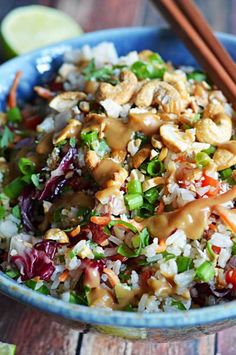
[0, 294, 79, 355]
[217, 326, 236, 355]
[57, 0, 144, 32]
[80, 332, 216, 355]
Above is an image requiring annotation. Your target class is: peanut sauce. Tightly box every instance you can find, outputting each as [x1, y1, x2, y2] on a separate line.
[141, 187, 236, 241]
[104, 114, 162, 151]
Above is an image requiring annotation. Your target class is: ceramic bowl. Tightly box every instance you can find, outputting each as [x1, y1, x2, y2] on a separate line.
[0, 27, 236, 342]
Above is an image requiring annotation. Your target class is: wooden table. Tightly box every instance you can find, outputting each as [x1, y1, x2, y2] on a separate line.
[1, 0, 236, 354]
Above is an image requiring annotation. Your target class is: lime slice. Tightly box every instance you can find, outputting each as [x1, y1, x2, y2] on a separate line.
[1, 5, 83, 58]
[0, 342, 16, 355]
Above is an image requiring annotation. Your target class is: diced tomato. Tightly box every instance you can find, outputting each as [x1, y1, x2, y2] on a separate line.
[212, 245, 221, 254]
[110, 254, 127, 262]
[140, 269, 153, 289]
[225, 269, 236, 289]
[23, 114, 42, 130]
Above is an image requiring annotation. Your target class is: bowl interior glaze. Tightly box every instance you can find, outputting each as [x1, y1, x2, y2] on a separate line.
[0, 27, 236, 340]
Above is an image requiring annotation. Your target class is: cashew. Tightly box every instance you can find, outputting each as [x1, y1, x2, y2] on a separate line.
[95, 186, 121, 204]
[49, 92, 86, 112]
[160, 124, 195, 152]
[53, 119, 82, 144]
[195, 113, 232, 145]
[158, 147, 168, 161]
[132, 147, 151, 169]
[203, 102, 224, 119]
[85, 150, 100, 170]
[213, 148, 236, 171]
[111, 149, 127, 163]
[151, 135, 163, 149]
[138, 50, 154, 61]
[84, 80, 99, 95]
[128, 112, 162, 135]
[44, 228, 69, 243]
[134, 80, 182, 114]
[96, 71, 138, 105]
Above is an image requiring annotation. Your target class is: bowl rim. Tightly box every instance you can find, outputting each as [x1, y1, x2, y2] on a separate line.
[1, 26, 236, 329]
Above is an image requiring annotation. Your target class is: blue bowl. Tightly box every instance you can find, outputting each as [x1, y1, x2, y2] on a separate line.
[0, 27, 236, 342]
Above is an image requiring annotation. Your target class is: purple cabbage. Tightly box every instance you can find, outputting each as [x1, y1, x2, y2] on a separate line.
[38, 147, 76, 201]
[11, 241, 58, 281]
[19, 185, 36, 232]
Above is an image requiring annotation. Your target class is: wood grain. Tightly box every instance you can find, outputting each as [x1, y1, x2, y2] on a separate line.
[0, 294, 79, 355]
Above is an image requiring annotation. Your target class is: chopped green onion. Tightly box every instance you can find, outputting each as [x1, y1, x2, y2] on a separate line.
[162, 251, 176, 260]
[147, 159, 164, 177]
[107, 220, 138, 233]
[96, 139, 110, 157]
[7, 107, 22, 123]
[3, 177, 25, 199]
[0, 205, 6, 220]
[134, 132, 149, 146]
[176, 256, 193, 273]
[5, 269, 20, 279]
[25, 280, 49, 295]
[232, 242, 236, 256]
[190, 113, 201, 123]
[0, 126, 14, 149]
[195, 261, 215, 282]
[136, 202, 155, 218]
[31, 173, 41, 188]
[69, 137, 77, 147]
[220, 168, 232, 180]
[131, 61, 153, 79]
[117, 243, 138, 258]
[18, 157, 35, 175]
[125, 193, 143, 210]
[144, 187, 159, 204]
[195, 152, 211, 168]
[81, 131, 98, 145]
[131, 60, 165, 80]
[12, 205, 21, 220]
[148, 52, 164, 64]
[127, 180, 142, 194]
[171, 300, 186, 311]
[69, 290, 88, 306]
[203, 145, 216, 156]
[187, 70, 207, 82]
[206, 242, 216, 261]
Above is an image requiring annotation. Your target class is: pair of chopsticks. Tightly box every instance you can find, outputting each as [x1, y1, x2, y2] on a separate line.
[151, 0, 236, 109]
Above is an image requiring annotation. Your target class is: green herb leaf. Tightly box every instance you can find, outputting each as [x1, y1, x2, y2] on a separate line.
[0, 126, 14, 149]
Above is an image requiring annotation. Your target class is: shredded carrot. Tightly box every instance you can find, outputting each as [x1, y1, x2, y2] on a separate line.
[34, 86, 55, 100]
[90, 215, 111, 226]
[70, 225, 81, 237]
[209, 223, 217, 232]
[157, 200, 164, 214]
[174, 154, 186, 163]
[8, 71, 23, 109]
[59, 270, 69, 282]
[214, 205, 236, 233]
[103, 268, 120, 287]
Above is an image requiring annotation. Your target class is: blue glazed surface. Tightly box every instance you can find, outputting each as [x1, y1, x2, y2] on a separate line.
[0, 27, 236, 338]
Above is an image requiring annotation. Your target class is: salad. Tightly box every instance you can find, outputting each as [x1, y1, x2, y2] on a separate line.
[0, 42, 236, 312]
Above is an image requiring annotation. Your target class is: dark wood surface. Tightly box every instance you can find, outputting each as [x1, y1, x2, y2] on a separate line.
[1, 0, 236, 354]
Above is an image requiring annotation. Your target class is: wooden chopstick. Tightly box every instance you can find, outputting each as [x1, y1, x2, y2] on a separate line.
[176, 0, 236, 83]
[151, 0, 236, 108]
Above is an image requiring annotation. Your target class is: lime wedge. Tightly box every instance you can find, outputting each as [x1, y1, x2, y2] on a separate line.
[1, 5, 83, 58]
[0, 342, 16, 355]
